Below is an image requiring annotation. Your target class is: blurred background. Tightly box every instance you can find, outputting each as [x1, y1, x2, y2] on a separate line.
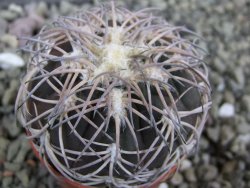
[0, 0, 249, 188]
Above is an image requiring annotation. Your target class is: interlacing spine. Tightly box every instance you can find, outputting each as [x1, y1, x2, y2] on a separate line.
[15, 1, 211, 187]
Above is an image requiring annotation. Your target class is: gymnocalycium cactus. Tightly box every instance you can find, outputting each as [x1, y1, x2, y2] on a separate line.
[16, 2, 211, 187]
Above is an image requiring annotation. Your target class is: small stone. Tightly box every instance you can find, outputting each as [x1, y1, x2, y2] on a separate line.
[213, 58, 226, 73]
[242, 95, 250, 112]
[225, 2, 234, 11]
[5, 68, 21, 78]
[238, 161, 246, 171]
[0, 34, 18, 48]
[207, 125, 220, 142]
[244, 171, 250, 179]
[2, 79, 19, 106]
[2, 115, 21, 138]
[37, 184, 47, 188]
[223, 91, 235, 104]
[234, 67, 245, 88]
[207, 181, 221, 188]
[158, 182, 168, 188]
[0, 137, 10, 151]
[0, 141, 8, 161]
[222, 21, 234, 38]
[217, 81, 225, 92]
[170, 172, 183, 186]
[0, 81, 4, 98]
[201, 153, 210, 164]
[180, 159, 192, 171]
[50, 4, 60, 19]
[9, 4, 23, 16]
[209, 72, 225, 92]
[150, 0, 167, 9]
[14, 136, 30, 163]
[60, 1, 75, 15]
[178, 183, 189, 188]
[220, 180, 232, 188]
[0, 17, 8, 36]
[210, 92, 223, 116]
[218, 103, 235, 118]
[192, 154, 200, 165]
[7, 139, 21, 161]
[0, 10, 18, 21]
[198, 164, 218, 181]
[4, 162, 22, 171]
[184, 168, 197, 182]
[16, 169, 29, 187]
[2, 176, 13, 187]
[236, 121, 250, 134]
[222, 160, 237, 174]
[36, 1, 49, 17]
[200, 137, 209, 150]
[231, 134, 250, 156]
[220, 125, 235, 146]
[0, 52, 25, 69]
[28, 178, 37, 188]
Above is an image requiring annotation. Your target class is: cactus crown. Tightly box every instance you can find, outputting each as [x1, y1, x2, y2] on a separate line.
[16, 2, 211, 187]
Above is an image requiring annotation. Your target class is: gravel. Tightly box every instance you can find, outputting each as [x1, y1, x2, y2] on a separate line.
[159, 183, 169, 188]
[183, 168, 197, 183]
[16, 169, 29, 187]
[0, 137, 10, 161]
[0, 34, 18, 49]
[0, 17, 8, 35]
[0, 0, 249, 188]
[2, 79, 20, 106]
[207, 125, 220, 143]
[2, 115, 21, 138]
[198, 164, 219, 181]
[170, 172, 184, 186]
[6, 138, 21, 162]
[218, 103, 235, 118]
[0, 52, 24, 70]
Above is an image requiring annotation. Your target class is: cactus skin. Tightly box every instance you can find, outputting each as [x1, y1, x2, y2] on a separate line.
[15, 2, 211, 188]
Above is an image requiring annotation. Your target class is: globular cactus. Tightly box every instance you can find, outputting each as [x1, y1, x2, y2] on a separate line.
[15, 2, 211, 188]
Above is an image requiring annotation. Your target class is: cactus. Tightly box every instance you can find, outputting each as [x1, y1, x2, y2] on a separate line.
[15, 2, 211, 187]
